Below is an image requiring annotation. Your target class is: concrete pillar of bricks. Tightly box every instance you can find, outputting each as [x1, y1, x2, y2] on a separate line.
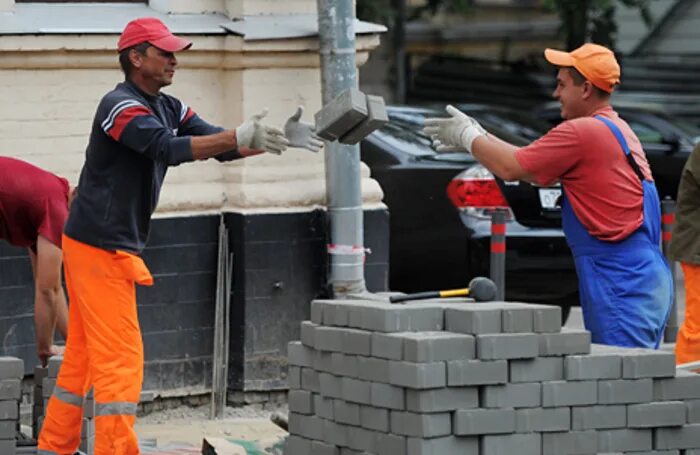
[0, 357, 24, 455]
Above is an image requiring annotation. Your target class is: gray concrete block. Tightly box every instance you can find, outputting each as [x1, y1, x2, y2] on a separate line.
[371, 332, 405, 360]
[0, 400, 18, 420]
[356, 356, 389, 383]
[301, 321, 317, 348]
[481, 382, 541, 408]
[370, 382, 405, 410]
[310, 300, 325, 324]
[653, 370, 700, 400]
[390, 411, 451, 437]
[340, 328, 372, 356]
[654, 424, 700, 449]
[324, 301, 353, 327]
[501, 305, 534, 333]
[447, 359, 508, 386]
[323, 419, 347, 447]
[0, 380, 21, 400]
[538, 328, 591, 356]
[42, 378, 56, 397]
[0, 357, 24, 380]
[528, 303, 562, 333]
[542, 380, 597, 407]
[319, 373, 343, 399]
[288, 390, 315, 415]
[542, 430, 598, 455]
[401, 331, 475, 362]
[345, 426, 377, 453]
[359, 405, 389, 432]
[288, 366, 301, 389]
[315, 88, 368, 141]
[302, 368, 321, 394]
[0, 420, 14, 438]
[288, 341, 315, 368]
[47, 355, 62, 378]
[310, 440, 340, 455]
[515, 407, 570, 433]
[622, 349, 677, 378]
[339, 94, 389, 145]
[331, 353, 358, 378]
[315, 395, 334, 420]
[388, 361, 446, 389]
[445, 306, 502, 334]
[628, 401, 686, 428]
[453, 408, 516, 435]
[481, 433, 541, 455]
[598, 379, 653, 404]
[688, 399, 700, 423]
[376, 433, 406, 455]
[407, 436, 479, 455]
[34, 365, 48, 381]
[348, 303, 444, 332]
[0, 441, 15, 455]
[333, 399, 360, 425]
[338, 448, 367, 455]
[476, 333, 539, 359]
[565, 350, 622, 380]
[288, 412, 324, 441]
[315, 351, 334, 373]
[315, 326, 345, 352]
[341, 377, 371, 404]
[510, 357, 564, 383]
[598, 428, 652, 452]
[572, 405, 626, 430]
[406, 387, 478, 413]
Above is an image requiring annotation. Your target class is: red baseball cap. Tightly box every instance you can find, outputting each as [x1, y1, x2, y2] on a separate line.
[118, 17, 192, 53]
[544, 43, 620, 93]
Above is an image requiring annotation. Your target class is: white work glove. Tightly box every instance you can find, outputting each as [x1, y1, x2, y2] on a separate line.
[284, 106, 324, 153]
[423, 105, 487, 153]
[235, 109, 290, 155]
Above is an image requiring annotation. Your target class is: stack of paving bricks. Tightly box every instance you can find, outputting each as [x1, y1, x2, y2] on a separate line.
[285, 299, 700, 455]
[0, 357, 23, 455]
[36, 356, 95, 454]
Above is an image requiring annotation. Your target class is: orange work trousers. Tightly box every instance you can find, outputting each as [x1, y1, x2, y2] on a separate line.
[38, 235, 153, 455]
[676, 262, 700, 364]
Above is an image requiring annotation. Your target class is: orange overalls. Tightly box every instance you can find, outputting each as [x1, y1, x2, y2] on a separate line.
[38, 235, 153, 455]
[676, 262, 700, 364]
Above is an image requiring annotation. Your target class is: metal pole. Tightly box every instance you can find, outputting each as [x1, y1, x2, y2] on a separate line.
[662, 198, 679, 342]
[317, 0, 367, 297]
[490, 209, 506, 301]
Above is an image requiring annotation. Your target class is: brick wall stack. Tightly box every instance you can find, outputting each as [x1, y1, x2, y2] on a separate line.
[0, 357, 23, 455]
[285, 299, 700, 454]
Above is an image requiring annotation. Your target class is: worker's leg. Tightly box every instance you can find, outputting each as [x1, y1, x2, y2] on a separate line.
[676, 262, 700, 364]
[38, 236, 91, 455]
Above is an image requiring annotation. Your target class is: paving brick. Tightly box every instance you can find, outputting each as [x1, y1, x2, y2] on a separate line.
[654, 424, 700, 450]
[453, 408, 515, 435]
[331, 353, 358, 378]
[598, 428, 652, 452]
[359, 405, 389, 432]
[481, 382, 541, 408]
[319, 373, 343, 399]
[288, 341, 315, 368]
[333, 399, 361, 425]
[315, 351, 334, 373]
[627, 401, 686, 428]
[370, 382, 405, 410]
[0, 400, 18, 420]
[310, 440, 340, 455]
[323, 419, 348, 447]
[406, 387, 478, 413]
[0, 357, 23, 380]
[315, 395, 334, 420]
[371, 332, 405, 360]
[345, 426, 377, 453]
[538, 328, 591, 356]
[42, 378, 56, 397]
[376, 433, 406, 455]
[515, 407, 570, 433]
[476, 333, 539, 359]
[341, 377, 371, 404]
[322, 301, 353, 327]
[288, 390, 314, 415]
[622, 349, 676, 378]
[390, 411, 451, 437]
[599, 379, 653, 404]
[542, 430, 598, 455]
[444, 305, 502, 335]
[0, 440, 15, 455]
[528, 304, 562, 333]
[481, 433, 541, 455]
[407, 435, 479, 455]
[310, 300, 325, 324]
[315, 87, 368, 141]
[401, 332, 475, 362]
[688, 399, 700, 423]
[356, 356, 390, 383]
[301, 321, 317, 348]
[340, 328, 372, 356]
[447, 359, 507, 386]
[288, 413, 324, 441]
[572, 405, 626, 429]
[653, 370, 700, 400]
[542, 380, 597, 407]
[347, 303, 444, 332]
[0, 420, 14, 438]
[315, 326, 345, 352]
[510, 356, 564, 383]
[565, 349, 622, 380]
[288, 366, 301, 390]
[0, 379, 21, 400]
[388, 361, 446, 389]
[302, 368, 321, 393]
[501, 305, 534, 333]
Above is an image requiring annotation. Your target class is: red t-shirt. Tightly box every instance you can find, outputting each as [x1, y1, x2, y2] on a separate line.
[0, 157, 69, 249]
[514, 106, 653, 241]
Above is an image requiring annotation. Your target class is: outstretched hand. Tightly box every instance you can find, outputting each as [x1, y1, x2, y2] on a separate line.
[423, 105, 487, 153]
[235, 109, 290, 155]
[284, 106, 324, 153]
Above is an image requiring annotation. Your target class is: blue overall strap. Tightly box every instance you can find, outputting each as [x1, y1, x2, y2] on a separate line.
[595, 115, 645, 182]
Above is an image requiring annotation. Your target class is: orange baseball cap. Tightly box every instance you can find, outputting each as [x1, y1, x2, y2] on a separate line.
[544, 43, 620, 93]
[118, 17, 192, 53]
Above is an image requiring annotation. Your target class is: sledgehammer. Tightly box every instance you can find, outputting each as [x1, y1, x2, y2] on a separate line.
[389, 277, 498, 304]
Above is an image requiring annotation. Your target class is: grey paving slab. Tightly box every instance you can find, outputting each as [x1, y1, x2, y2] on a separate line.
[515, 407, 571, 433]
[621, 349, 677, 379]
[0, 380, 21, 400]
[319, 373, 343, 399]
[654, 424, 700, 450]
[315, 326, 345, 352]
[453, 408, 516, 435]
[542, 430, 598, 455]
[356, 356, 390, 383]
[542, 380, 598, 407]
[599, 378, 653, 404]
[370, 382, 405, 410]
[340, 328, 372, 356]
[572, 405, 627, 430]
[388, 361, 446, 389]
[288, 341, 315, 368]
[346, 426, 377, 453]
[390, 411, 452, 438]
[0, 400, 18, 420]
[302, 368, 320, 394]
[301, 321, 317, 348]
[288, 412, 324, 441]
[538, 328, 591, 356]
[347, 303, 444, 332]
[401, 331, 475, 362]
[444, 305, 502, 334]
[370, 332, 405, 360]
[341, 377, 371, 405]
[310, 440, 340, 455]
[406, 435, 479, 455]
[481, 433, 541, 455]
[288, 390, 315, 415]
[323, 419, 348, 447]
[331, 353, 358, 378]
[627, 401, 686, 428]
[528, 303, 563, 333]
[359, 405, 389, 432]
[653, 370, 700, 400]
[510, 357, 564, 383]
[315, 351, 334, 373]
[501, 305, 534, 333]
[598, 428, 653, 452]
[47, 355, 62, 378]
[447, 359, 508, 386]
[565, 349, 622, 380]
[405, 387, 478, 413]
[688, 399, 700, 423]
[481, 382, 542, 408]
[333, 399, 361, 425]
[476, 333, 539, 359]
[375, 433, 407, 455]
[315, 395, 334, 420]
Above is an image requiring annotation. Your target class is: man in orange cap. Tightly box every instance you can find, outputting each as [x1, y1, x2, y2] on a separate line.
[425, 43, 673, 349]
[36, 17, 319, 455]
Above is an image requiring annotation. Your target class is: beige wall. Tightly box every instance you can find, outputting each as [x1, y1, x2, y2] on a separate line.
[0, 3, 383, 215]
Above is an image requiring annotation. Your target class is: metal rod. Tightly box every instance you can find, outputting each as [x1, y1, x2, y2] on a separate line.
[490, 209, 507, 301]
[662, 198, 679, 343]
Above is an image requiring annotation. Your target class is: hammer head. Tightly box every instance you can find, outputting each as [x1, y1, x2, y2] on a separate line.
[469, 277, 497, 302]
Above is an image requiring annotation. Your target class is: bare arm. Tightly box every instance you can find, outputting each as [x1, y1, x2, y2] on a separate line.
[29, 235, 69, 366]
[471, 135, 535, 183]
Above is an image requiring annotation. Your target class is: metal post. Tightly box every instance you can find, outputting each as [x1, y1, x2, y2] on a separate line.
[317, 0, 367, 297]
[662, 198, 679, 342]
[490, 209, 507, 301]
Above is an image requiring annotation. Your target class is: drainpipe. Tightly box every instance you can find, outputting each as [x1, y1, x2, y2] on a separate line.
[317, 0, 367, 297]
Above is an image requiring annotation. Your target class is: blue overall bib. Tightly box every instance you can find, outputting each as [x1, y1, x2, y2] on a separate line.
[562, 116, 673, 348]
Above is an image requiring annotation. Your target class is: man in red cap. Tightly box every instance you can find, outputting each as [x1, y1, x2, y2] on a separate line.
[425, 43, 673, 349]
[0, 157, 71, 366]
[37, 17, 320, 455]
